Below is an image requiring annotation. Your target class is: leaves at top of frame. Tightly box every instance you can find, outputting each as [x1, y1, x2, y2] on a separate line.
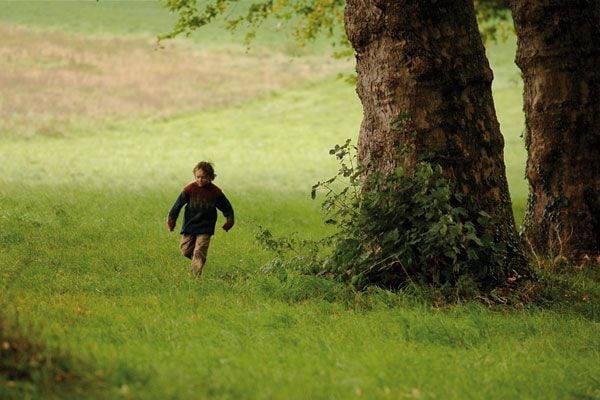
[160, 0, 350, 52]
[160, 0, 513, 52]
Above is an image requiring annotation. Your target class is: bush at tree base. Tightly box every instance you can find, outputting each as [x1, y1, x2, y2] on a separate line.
[259, 140, 508, 292]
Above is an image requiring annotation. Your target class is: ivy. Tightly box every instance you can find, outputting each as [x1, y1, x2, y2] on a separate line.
[258, 138, 507, 292]
[316, 140, 506, 289]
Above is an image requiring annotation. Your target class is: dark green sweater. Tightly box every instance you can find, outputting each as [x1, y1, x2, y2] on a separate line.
[168, 182, 234, 235]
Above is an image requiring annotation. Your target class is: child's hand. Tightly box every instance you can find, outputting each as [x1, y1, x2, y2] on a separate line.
[222, 219, 234, 232]
[167, 217, 176, 232]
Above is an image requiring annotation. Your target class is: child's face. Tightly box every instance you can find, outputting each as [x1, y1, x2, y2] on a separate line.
[194, 169, 211, 187]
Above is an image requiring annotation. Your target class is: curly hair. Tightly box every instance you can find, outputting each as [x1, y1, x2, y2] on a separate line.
[193, 161, 216, 180]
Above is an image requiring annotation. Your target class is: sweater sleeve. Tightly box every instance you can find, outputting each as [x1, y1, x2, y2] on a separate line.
[168, 191, 188, 221]
[216, 192, 234, 221]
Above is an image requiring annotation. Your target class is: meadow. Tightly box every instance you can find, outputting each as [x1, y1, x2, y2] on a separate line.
[1, 2, 598, 399]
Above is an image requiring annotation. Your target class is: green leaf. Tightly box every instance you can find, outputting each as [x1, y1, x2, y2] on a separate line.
[439, 224, 447, 235]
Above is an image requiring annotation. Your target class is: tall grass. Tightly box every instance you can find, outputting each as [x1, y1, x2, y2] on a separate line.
[2, 77, 599, 399]
[1, 4, 598, 399]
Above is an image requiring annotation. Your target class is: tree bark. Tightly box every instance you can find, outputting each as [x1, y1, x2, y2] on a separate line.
[345, 0, 528, 279]
[511, 0, 600, 260]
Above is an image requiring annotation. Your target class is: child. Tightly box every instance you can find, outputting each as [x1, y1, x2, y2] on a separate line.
[167, 161, 234, 276]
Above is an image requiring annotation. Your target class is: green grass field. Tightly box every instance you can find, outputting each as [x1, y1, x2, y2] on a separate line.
[1, 3, 598, 399]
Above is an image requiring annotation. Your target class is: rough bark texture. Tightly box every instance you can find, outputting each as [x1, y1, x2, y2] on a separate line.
[511, 0, 600, 259]
[345, 0, 528, 278]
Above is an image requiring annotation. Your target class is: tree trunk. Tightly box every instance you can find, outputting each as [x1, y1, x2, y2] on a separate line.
[511, 0, 600, 260]
[344, 0, 528, 279]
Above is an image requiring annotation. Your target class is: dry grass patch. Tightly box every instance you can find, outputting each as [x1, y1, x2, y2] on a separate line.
[0, 23, 349, 137]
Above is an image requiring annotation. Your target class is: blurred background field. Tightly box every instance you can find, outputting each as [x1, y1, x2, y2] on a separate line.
[0, 0, 526, 220]
[1, 2, 597, 400]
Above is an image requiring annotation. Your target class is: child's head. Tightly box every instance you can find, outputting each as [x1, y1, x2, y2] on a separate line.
[193, 161, 216, 187]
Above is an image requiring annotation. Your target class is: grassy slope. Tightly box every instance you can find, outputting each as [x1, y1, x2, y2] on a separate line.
[1, 3, 598, 399]
[486, 37, 528, 224]
[0, 0, 526, 219]
[0, 0, 333, 55]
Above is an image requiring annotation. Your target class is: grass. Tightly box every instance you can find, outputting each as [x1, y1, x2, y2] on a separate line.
[1, 3, 599, 399]
[0, 0, 335, 55]
[0, 22, 348, 138]
[486, 36, 528, 223]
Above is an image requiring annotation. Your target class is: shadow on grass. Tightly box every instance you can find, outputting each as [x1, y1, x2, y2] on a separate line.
[215, 255, 600, 323]
[0, 304, 143, 399]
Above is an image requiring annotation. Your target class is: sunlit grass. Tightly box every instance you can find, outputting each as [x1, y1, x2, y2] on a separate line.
[1, 5, 598, 400]
[0, 22, 348, 138]
[486, 35, 528, 225]
[2, 76, 599, 400]
[0, 0, 335, 55]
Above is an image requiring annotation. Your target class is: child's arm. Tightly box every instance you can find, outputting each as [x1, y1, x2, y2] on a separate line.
[216, 193, 234, 232]
[167, 191, 188, 232]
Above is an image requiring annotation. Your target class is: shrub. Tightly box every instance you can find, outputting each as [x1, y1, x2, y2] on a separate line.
[313, 140, 506, 290]
[258, 137, 506, 295]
